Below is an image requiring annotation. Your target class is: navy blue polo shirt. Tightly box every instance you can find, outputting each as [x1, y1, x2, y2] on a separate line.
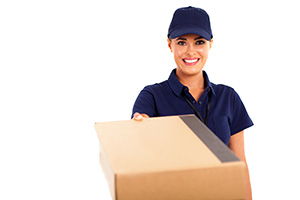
[131, 68, 254, 145]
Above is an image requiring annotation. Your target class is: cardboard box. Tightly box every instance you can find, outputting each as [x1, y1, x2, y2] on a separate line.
[95, 114, 247, 200]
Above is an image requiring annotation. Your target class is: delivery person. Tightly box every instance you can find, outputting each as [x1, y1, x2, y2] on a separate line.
[131, 6, 253, 200]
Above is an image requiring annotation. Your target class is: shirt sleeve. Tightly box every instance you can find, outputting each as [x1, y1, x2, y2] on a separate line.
[131, 86, 157, 119]
[229, 89, 254, 135]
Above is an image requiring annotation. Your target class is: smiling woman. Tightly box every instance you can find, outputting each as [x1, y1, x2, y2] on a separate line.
[168, 34, 212, 73]
[131, 6, 254, 200]
[167, 34, 213, 97]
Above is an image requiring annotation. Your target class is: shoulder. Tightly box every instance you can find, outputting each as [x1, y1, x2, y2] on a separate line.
[211, 83, 244, 105]
[141, 80, 169, 93]
[211, 83, 237, 96]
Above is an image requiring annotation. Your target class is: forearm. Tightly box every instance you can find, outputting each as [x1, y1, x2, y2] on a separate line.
[228, 131, 252, 199]
[244, 161, 252, 200]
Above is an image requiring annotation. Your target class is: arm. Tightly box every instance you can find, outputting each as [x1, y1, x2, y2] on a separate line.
[229, 131, 252, 200]
[131, 86, 157, 119]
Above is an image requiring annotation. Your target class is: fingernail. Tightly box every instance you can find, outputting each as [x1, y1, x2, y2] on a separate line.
[136, 115, 142, 120]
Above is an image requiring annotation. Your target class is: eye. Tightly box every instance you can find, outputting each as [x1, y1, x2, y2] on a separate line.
[196, 40, 205, 45]
[177, 41, 186, 46]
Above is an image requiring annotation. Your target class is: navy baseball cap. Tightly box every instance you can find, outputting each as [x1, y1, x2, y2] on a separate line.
[168, 6, 213, 40]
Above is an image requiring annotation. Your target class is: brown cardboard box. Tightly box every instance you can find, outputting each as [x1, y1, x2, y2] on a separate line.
[95, 114, 247, 200]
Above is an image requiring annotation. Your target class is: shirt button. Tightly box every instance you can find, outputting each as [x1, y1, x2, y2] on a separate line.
[199, 101, 202, 104]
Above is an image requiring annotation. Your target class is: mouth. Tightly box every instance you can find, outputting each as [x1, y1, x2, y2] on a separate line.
[182, 58, 200, 66]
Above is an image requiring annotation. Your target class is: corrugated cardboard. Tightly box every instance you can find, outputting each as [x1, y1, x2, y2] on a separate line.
[95, 114, 247, 200]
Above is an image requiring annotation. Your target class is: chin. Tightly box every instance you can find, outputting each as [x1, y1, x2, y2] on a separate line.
[178, 65, 202, 76]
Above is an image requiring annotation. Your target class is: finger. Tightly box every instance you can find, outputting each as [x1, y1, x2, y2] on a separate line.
[133, 112, 143, 121]
[141, 114, 150, 118]
[133, 112, 140, 118]
[135, 114, 143, 120]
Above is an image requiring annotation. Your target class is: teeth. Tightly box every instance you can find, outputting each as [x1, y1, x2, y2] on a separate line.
[184, 59, 198, 63]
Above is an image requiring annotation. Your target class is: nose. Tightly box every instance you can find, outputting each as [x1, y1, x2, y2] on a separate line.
[186, 43, 196, 56]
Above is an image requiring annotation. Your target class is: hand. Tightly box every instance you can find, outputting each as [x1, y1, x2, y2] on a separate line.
[132, 112, 150, 121]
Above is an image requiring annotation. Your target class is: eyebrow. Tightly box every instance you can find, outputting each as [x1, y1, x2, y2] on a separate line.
[176, 36, 204, 41]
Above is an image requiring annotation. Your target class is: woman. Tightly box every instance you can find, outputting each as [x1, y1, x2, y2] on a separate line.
[131, 6, 253, 200]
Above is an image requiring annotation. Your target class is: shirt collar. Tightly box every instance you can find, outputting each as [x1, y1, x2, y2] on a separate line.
[167, 68, 216, 97]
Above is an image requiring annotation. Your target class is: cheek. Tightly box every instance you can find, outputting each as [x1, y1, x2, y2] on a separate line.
[173, 54, 183, 64]
[173, 48, 185, 58]
[196, 47, 209, 55]
[203, 45, 211, 54]
[172, 50, 182, 60]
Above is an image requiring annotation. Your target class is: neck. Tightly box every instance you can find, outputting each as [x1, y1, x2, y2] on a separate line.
[176, 68, 205, 90]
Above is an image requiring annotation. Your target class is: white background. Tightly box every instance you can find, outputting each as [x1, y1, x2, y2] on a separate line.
[1, 0, 300, 199]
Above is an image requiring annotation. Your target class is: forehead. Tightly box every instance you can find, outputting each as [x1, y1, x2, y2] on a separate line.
[175, 33, 205, 40]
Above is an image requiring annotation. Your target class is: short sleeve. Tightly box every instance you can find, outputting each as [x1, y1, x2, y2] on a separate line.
[131, 86, 157, 119]
[229, 89, 254, 135]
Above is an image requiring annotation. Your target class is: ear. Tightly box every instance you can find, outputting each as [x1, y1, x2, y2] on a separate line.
[167, 38, 172, 52]
[209, 39, 214, 49]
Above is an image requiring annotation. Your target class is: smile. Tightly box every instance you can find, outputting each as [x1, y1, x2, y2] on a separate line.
[182, 58, 200, 66]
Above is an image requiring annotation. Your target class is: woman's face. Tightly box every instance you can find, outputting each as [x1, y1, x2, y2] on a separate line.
[167, 33, 213, 76]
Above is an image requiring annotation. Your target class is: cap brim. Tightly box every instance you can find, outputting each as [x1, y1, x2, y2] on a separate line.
[168, 26, 212, 40]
